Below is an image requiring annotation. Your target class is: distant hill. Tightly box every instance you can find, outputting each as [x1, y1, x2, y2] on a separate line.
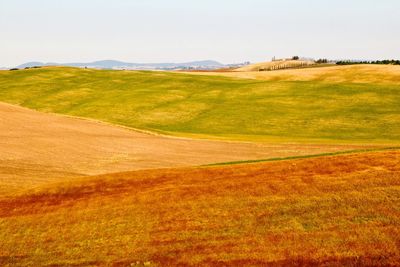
[235, 59, 315, 72]
[16, 60, 225, 70]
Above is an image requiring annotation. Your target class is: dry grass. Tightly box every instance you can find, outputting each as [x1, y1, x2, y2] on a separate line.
[1, 150, 399, 266]
[234, 60, 315, 72]
[1, 102, 371, 196]
[188, 64, 400, 84]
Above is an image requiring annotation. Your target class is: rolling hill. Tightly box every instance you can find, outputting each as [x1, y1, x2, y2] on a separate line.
[234, 59, 316, 72]
[2, 102, 367, 196]
[209, 64, 400, 84]
[1, 150, 399, 266]
[1, 62, 399, 267]
[0, 65, 399, 143]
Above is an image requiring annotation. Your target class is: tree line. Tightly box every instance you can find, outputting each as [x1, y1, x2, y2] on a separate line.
[336, 60, 400, 65]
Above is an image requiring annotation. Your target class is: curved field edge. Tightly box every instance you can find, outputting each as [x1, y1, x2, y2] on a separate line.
[0, 66, 399, 144]
[2, 101, 379, 198]
[205, 146, 400, 166]
[1, 150, 400, 266]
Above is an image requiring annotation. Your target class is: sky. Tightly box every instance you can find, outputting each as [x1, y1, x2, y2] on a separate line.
[1, 0, 399, 67]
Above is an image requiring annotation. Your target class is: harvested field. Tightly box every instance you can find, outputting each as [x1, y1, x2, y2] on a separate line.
[0, 102, 370, 195]
[234, 59, 315, 72]
[1, 150, 399, 266]
[190, 64, 400, 84]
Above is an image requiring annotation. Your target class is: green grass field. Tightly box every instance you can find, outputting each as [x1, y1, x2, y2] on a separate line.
[0, 66, 399, 143]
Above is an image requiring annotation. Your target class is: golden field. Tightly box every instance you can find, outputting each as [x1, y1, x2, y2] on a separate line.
[186, 64, 400, 84]
[0, 102, 371, 197]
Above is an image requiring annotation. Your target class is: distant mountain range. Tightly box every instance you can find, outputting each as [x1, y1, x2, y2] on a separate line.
[15, 60, 225, 70]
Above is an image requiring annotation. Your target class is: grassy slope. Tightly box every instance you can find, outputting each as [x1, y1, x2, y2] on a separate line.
[0, 66, 399, 143]
[1, 150, 399, 266]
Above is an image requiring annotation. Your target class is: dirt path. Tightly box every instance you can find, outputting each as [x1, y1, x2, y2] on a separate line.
[0, 102, 374, 195]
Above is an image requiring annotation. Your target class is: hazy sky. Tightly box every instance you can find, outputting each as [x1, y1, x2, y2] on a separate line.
[1, 0, 399, 67]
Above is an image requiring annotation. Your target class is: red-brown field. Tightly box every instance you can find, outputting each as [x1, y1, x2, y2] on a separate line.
[1, 150, 399, 266]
